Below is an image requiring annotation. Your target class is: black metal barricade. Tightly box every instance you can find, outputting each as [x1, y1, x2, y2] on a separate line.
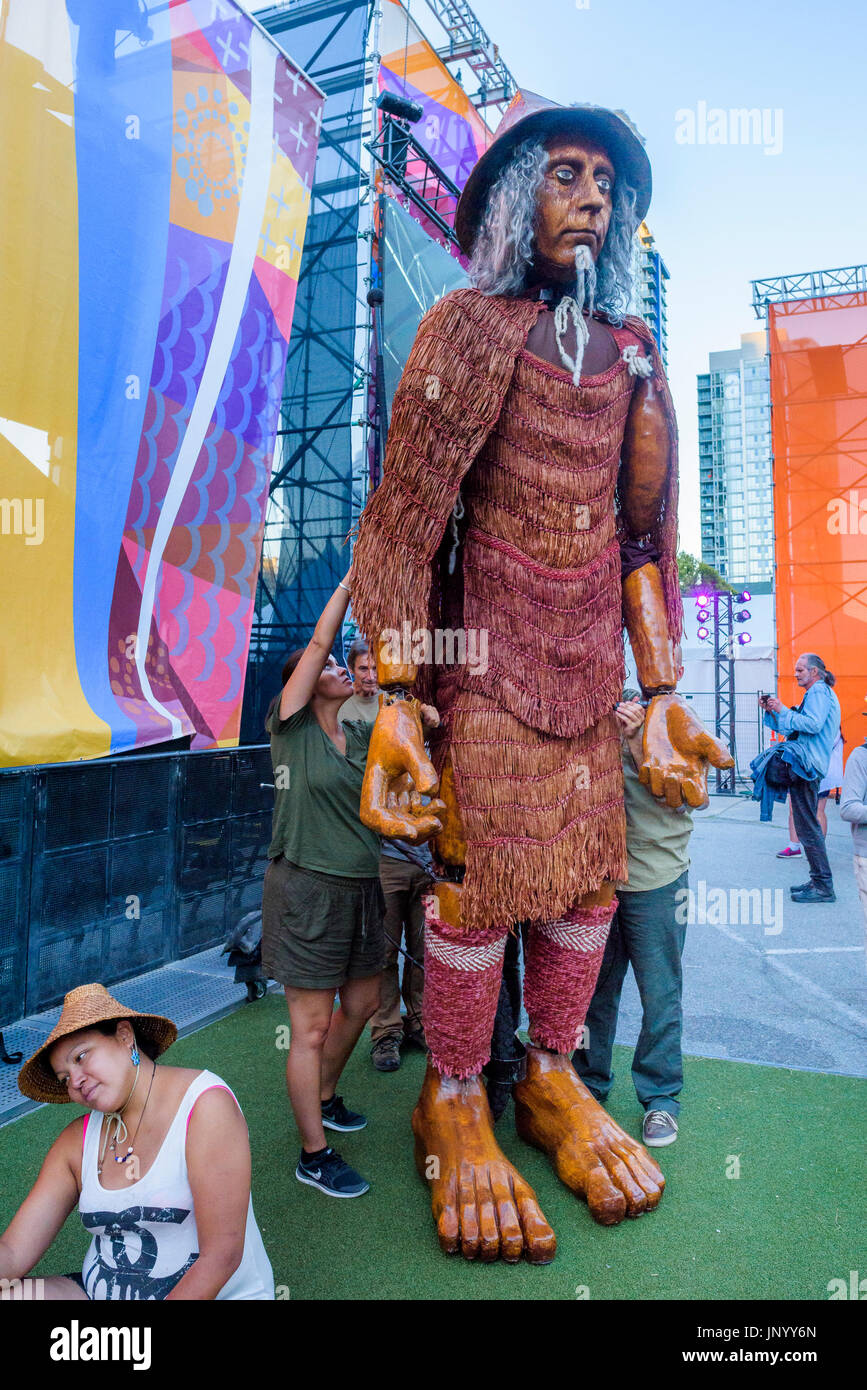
[0, 746, 272, 1027]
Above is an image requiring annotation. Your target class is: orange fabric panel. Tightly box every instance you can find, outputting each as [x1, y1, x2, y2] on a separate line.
[769, 293, 867, 759]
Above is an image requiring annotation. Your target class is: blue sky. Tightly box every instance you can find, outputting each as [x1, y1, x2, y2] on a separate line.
[447, 0, 867, 554]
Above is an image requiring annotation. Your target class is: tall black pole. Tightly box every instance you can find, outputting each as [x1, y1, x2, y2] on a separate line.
[713, 591, 737, 793]
[366, 196, 388, 489]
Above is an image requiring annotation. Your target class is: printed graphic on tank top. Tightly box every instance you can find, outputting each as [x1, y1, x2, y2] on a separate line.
[79, 1069, 273, 1300]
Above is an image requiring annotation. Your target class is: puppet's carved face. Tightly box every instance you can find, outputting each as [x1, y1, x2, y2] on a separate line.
[532, 135, 616, 282]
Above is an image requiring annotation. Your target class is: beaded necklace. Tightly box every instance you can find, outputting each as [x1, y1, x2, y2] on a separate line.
[97, 1055, 157, 1176]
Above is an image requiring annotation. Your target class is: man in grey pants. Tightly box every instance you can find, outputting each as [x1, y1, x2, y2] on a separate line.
[337, 644, 435, 1072]
[573, 685, 695, 1148]
[369, 837, 434, 1071]
[760, 654, 841, 903]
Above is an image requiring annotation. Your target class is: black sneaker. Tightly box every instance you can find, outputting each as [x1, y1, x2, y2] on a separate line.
[321, 1093, 367, 1131]
[790, 885, 836, 904]
[295, 1148, 370, 1198]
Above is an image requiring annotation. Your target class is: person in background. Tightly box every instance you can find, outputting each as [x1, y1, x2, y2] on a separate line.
[761, 654, 841, 904]
[777, 731, 844, 858]
[369, 829, 434, 1072]
[573, 656, 696, 1149]
[335, 634, 436, 1074]
[839, 699, 867, 967]
[338, 638, 380, 724]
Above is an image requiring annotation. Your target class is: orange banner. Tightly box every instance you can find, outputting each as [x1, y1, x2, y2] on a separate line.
[769, 293, 867, 755]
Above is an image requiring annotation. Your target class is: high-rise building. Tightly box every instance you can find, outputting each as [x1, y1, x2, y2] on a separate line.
[697, 331, 773, 586]
[634, 222, 669, 369]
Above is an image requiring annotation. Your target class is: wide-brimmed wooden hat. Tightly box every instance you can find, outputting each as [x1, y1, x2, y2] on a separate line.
[455, 88, 652, 257]
[17, 983, 177, 1104]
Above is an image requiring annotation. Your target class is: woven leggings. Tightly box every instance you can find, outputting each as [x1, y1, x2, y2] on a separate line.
[422, 899, 616, 1079]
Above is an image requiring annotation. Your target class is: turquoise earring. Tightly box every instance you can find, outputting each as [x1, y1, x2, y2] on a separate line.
[131, 1046, 140, 1067]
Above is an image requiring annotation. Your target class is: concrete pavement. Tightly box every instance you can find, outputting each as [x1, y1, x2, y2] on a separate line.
[612, 792, 867, 1080]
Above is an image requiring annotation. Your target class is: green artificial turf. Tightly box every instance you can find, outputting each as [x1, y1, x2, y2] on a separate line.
[2, 990, 864, 1301]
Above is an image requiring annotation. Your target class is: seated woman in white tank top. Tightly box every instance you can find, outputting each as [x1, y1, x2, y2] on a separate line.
[1, 984, 274, 1300]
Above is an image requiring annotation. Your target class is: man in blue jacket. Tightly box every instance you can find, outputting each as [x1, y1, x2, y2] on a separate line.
[760, 653, 841, 904]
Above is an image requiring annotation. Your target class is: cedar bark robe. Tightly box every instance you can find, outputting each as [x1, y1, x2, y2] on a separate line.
[351, 288, 682, 932]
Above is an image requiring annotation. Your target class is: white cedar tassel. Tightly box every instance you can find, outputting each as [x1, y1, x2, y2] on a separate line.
[553, 294, 590, 387]
[553, 244, 594, 386]
[622, 344, 653, 378]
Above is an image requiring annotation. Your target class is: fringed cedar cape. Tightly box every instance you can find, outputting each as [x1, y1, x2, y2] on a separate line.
[351, 288, 682, 931]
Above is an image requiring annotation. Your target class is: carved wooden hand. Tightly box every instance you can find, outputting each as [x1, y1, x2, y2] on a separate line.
[360, 696, 445, 842]
[640, 693, 735, 808]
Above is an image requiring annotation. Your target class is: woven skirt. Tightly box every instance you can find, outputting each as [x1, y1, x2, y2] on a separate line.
[436, 689, 627, 932]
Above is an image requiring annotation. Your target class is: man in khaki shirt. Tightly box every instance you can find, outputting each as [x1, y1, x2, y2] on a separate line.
[573, 670, 694, 1148]
[337, 635, 434, 1073]
[337, 638, 380, 725]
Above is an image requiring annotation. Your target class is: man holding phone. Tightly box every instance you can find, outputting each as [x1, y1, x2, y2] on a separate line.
[760, 654, 841, 904]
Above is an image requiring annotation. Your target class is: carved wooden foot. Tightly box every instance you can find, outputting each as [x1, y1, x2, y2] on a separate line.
[412, 1060, 557, 1264]
[513, 1044, 664, 1226]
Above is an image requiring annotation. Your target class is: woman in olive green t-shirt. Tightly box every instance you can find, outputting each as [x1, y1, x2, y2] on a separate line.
[262, 574, 383, 1197]
[263, 575, 438, 1200]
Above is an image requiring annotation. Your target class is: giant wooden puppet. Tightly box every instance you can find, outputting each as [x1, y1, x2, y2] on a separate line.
[350, 92, 733, 1262]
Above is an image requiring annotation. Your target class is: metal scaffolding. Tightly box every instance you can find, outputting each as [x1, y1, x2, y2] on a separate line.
[367, 113, 461, 243]
[421, 0, 517, 111]
[751, 263, 867, 318]
[244, 0, 374, 737]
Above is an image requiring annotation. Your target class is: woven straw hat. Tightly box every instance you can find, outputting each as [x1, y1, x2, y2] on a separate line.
[17, 983, 177, 1104]
[455, 87, 652, 258]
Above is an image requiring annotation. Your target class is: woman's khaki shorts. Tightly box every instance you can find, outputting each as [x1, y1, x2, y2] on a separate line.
[262, 855, 385, 990]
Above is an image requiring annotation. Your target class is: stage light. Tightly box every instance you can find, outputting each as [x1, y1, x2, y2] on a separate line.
[736, 590, 751, 603]
[697, 608, 710, 624]
[697, 625, 709, 640]
[694, 592, 709, 605]
[377, 91, 424, 123]
[737, 633, 752, 645]
[735, 609, 751, 622]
